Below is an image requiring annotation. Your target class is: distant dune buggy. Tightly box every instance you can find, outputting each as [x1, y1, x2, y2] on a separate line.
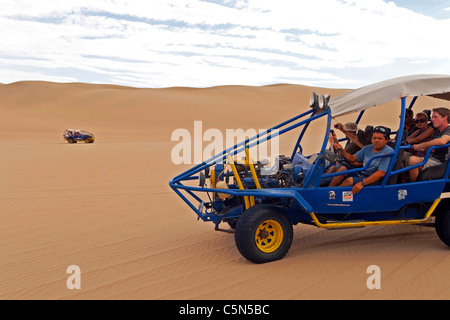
[170, 75, 450, 264]
[63, 129, 95, 144]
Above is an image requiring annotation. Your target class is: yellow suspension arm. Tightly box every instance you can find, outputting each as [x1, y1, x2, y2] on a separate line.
[227, 156, 250, 210]
[310, 198, 441, 229]
[245, 147, 262, 207]
[245, 147, 262, 189]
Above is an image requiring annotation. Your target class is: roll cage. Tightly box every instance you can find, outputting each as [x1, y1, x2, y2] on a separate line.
[170, 75, 450, 229]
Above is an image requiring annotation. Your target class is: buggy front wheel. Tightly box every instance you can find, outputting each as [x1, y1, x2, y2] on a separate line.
[235, 204, 293, 263]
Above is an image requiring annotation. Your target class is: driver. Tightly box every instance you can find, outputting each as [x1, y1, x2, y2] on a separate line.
[334, 122, 365, 153]
[329, 126, 394, 193]
[327, 122, 366, 172]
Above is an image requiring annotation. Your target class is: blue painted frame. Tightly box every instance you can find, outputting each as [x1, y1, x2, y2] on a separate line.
[170, 96, 450, 225]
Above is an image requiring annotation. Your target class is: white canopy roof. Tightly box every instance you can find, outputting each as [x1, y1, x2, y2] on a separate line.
[329, 74, 450, 117]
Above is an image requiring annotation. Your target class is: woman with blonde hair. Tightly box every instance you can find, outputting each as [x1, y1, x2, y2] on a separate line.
[406, 111, 434, 156]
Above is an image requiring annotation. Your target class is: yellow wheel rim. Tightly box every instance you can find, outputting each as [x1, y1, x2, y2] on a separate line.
[254, 220, 283, 253]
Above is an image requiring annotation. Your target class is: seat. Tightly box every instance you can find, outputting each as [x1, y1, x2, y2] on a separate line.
[417, 160, 449, 181]
[357, 125, 373, 146]
[422, 109, 433, 127]
[423, 109, 431, 120]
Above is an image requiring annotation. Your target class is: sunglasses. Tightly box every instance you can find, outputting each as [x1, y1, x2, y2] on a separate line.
[374, 126, 387, 133]
[414, 118, 428, 124]
[373, 126, 390, 138]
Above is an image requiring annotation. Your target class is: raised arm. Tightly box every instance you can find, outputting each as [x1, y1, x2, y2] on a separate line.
[407, 127, 434, 144]
[413, 133, 450, 153]
[333, 142, 358, 163]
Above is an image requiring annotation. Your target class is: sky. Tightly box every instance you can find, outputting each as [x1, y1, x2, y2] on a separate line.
[1, 0, 450, 89]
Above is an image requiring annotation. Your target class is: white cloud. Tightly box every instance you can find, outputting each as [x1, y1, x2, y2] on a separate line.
[0, 0, 450, 88]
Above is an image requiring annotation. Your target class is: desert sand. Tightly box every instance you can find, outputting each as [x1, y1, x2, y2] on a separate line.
[0, 81, 449, 300]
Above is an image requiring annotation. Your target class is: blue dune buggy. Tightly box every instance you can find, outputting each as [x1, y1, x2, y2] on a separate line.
[170, 75, 450, 263]
[63, 129, 95, 144]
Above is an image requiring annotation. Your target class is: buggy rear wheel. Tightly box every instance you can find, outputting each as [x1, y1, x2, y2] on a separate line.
[435, 200, 450, 247]
[235, 204, 293, 263]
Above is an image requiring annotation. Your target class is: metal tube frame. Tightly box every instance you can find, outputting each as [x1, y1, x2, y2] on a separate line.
[170, 96, 450, 225]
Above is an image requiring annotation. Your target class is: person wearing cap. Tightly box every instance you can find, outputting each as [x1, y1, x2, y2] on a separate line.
[322, 122, 368, 185]
[329, 126, 394, 193]
[335, 122, 365, 153]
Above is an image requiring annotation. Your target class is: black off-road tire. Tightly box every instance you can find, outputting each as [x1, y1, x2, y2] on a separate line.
[235, 204, 293, 264]
[435, 200, 450, 247]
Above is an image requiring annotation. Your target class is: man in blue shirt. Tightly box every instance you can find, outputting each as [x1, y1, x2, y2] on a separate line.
[329, 126, 394, 194]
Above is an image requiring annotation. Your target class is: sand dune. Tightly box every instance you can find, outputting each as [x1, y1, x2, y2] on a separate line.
[0, 81, 449, 300]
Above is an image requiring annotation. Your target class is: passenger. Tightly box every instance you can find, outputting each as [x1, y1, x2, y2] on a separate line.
[396, 113, 434, 183]
[390, 109, 417, 148]
[329, 126, 394, 194]
[335, 122, 365, 153]
[407, 107, 450, 182]
[407, 112, 433, 144]
[402, 112, 433, 163]
[326, 123, 365, 175]
[404, 108, 418, 137]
